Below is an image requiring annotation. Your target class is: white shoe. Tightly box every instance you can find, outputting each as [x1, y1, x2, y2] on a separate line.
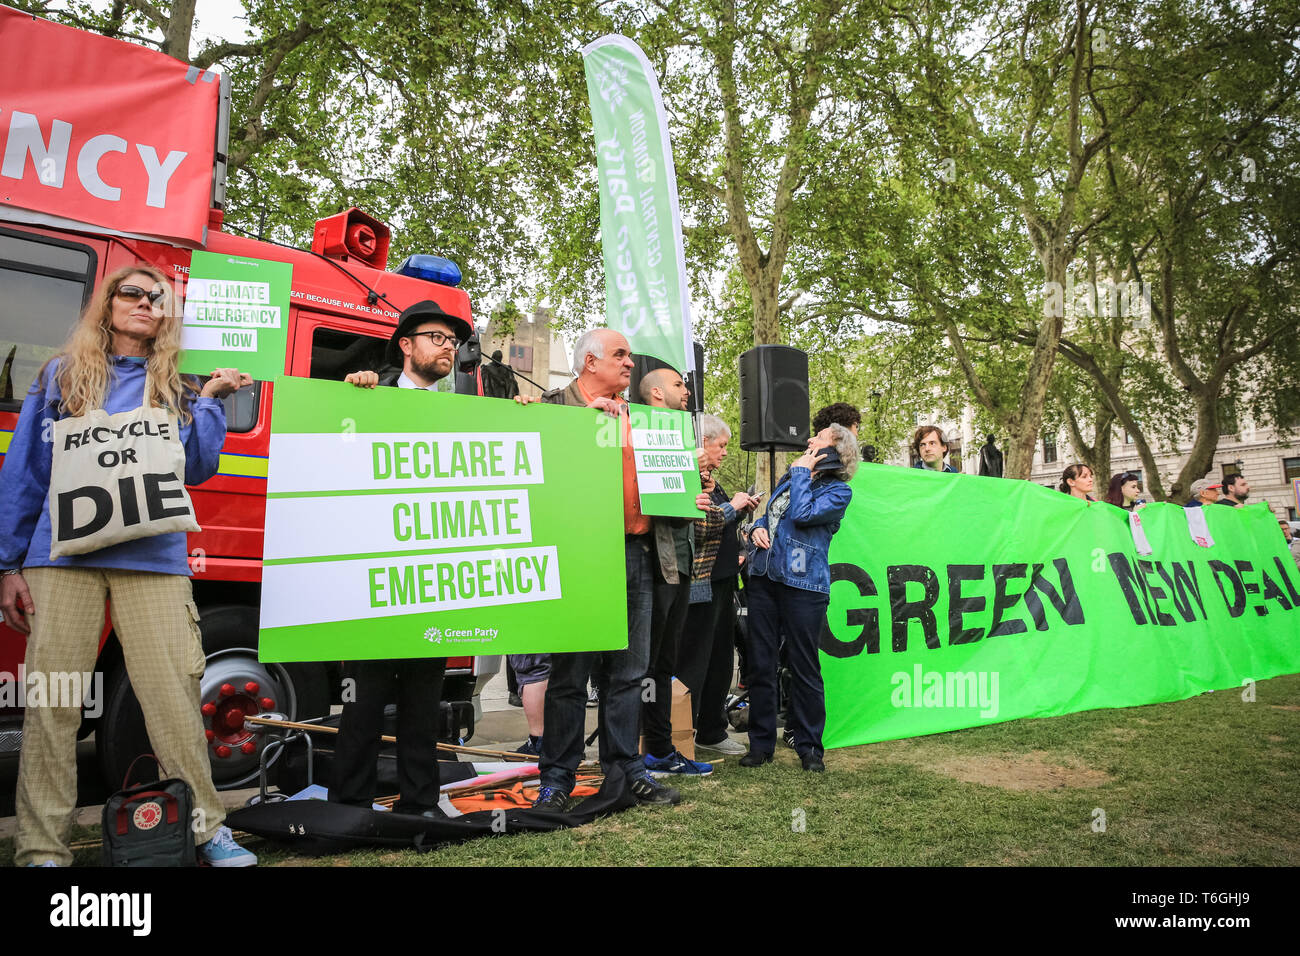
[695, 735, 746, 755]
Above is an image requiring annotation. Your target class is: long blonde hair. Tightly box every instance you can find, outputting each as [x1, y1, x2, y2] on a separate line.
[49, 264, 196, 423]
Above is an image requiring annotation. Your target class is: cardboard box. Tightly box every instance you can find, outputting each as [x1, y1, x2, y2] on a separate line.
[639, 677, 694, 760]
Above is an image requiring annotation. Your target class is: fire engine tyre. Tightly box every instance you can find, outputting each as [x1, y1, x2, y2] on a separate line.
[95, 604, 330, 791]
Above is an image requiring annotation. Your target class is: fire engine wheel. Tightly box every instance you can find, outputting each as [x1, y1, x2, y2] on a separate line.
[96, 604, 329, 791]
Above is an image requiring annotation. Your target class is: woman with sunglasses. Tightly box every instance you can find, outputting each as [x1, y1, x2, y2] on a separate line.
[1105, 472, 1146, 511]
[0, 264, 257, 866]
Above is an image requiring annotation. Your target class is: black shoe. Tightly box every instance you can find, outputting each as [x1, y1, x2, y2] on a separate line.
[738, 751, 773, 767]
[800, 754, 825, 772]
[628, 775, 681, 806]
[531, 786, 572, 812]
[782, 727, 796, 749]
[514, 735, 542, 757]
[507, 692, 523, 708]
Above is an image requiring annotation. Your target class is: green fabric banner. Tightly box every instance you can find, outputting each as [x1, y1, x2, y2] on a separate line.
[257, 377, 627, 662]
[822, 465, 1300, 748]
[582, 34, 694, 376]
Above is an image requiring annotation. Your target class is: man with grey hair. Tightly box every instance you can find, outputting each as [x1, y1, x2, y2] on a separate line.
[531, 328, 683, 809]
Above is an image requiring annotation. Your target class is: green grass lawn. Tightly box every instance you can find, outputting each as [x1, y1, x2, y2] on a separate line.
[6, 673, 1298, 866]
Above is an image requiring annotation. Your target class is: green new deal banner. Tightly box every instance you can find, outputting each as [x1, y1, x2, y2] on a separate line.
[258, 377, 627, 662]
[821, 466, 1300, 749]
[627, 403, 703, 518]
[180, 250, 291, 382]
[582, 34, 694, 377]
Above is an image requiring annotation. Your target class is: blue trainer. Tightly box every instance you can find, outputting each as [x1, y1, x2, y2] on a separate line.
[198, 826, 258, 867]
[643, 749, 713, 777]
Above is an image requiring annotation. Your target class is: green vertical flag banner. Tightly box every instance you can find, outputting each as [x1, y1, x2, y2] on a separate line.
[821, 466, 1300, 749]
[180, 250, 291, 382]
[628, 404, 703, 518]
[258, 377, 628, 662]
[582, 34, 694, 376]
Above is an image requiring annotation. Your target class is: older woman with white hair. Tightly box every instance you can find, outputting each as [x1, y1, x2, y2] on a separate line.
[677, 414, 756, 755]
[741, 422, 859, 772]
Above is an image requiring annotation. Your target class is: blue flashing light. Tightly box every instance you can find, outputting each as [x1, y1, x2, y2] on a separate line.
[396, 254, 463, 288]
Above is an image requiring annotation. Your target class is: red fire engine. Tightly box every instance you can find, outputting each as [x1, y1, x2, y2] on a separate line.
[0, 6, 498, 791]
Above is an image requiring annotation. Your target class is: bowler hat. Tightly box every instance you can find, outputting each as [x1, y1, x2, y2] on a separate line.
[386, 300, 473, 367]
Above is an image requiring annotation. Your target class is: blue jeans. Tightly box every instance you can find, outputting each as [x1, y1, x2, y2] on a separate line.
[745, 573, 829, 759]
[539, 536, 654, 793]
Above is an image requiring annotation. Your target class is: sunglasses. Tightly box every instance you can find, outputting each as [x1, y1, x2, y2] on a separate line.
[114, 284, 166, 305]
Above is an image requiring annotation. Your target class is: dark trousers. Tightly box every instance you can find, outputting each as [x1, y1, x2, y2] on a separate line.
[677, 576, 737, 744]
[745, 574, 828, 759]
[643, 574, 691, 757]
[331, 657, 446, 812]
[540, 536, 653, 793]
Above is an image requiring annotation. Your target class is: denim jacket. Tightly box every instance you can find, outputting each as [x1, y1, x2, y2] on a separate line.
[748, 465, 852, 594]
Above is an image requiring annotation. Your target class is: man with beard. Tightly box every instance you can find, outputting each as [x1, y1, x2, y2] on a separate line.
[1217, 473, 1251, 508]
[333, 301, 534, 815]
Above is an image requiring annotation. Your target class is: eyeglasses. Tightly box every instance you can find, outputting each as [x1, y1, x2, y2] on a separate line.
[114, 284, 166, 305]
[406, 330, 457, 348]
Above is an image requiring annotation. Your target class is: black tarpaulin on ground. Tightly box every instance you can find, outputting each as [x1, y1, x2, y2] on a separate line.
[226, 766, 636, 854]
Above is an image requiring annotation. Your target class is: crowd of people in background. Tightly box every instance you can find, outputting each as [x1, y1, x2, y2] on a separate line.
[1052, 452, 1297, 566]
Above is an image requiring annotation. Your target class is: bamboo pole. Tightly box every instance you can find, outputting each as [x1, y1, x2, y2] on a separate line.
[243, 714, 542, 762]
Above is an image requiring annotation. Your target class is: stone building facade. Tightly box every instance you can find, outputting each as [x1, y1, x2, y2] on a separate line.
[476, 308, 572, 399]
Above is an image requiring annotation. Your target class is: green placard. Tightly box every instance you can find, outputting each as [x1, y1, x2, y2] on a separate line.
[179, 250, 291, 382]
[627, 403, 703, 518]
[820, 465, 1300, 749]
[257, 377, 628, 662]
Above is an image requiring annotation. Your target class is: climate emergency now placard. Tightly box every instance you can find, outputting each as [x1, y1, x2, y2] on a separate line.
[257, 377, 628, 662]
[625, 403, 703, 518]
[180, 251, 290, 382]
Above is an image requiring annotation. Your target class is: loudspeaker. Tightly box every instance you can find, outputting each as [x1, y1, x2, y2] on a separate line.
[629, 343, 705, 412]
[739, 345, 809, 451]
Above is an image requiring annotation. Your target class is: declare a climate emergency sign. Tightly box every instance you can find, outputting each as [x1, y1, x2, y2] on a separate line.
[0, 6, 219, 246]
[258, 378, 628, 661]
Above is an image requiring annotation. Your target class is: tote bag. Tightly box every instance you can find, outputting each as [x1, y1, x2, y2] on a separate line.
[48, 404, 200, 559]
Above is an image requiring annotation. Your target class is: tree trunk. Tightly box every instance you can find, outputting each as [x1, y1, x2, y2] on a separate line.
[1003, 246, 1068, 478]
[1169, 392, 1222, 502]
[161, 0, 196, 61]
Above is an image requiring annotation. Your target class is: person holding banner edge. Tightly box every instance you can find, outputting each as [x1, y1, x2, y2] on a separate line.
[0, 264, 256, 866]
[336, 299, 539, 813]
[742, 423, 859, 772]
